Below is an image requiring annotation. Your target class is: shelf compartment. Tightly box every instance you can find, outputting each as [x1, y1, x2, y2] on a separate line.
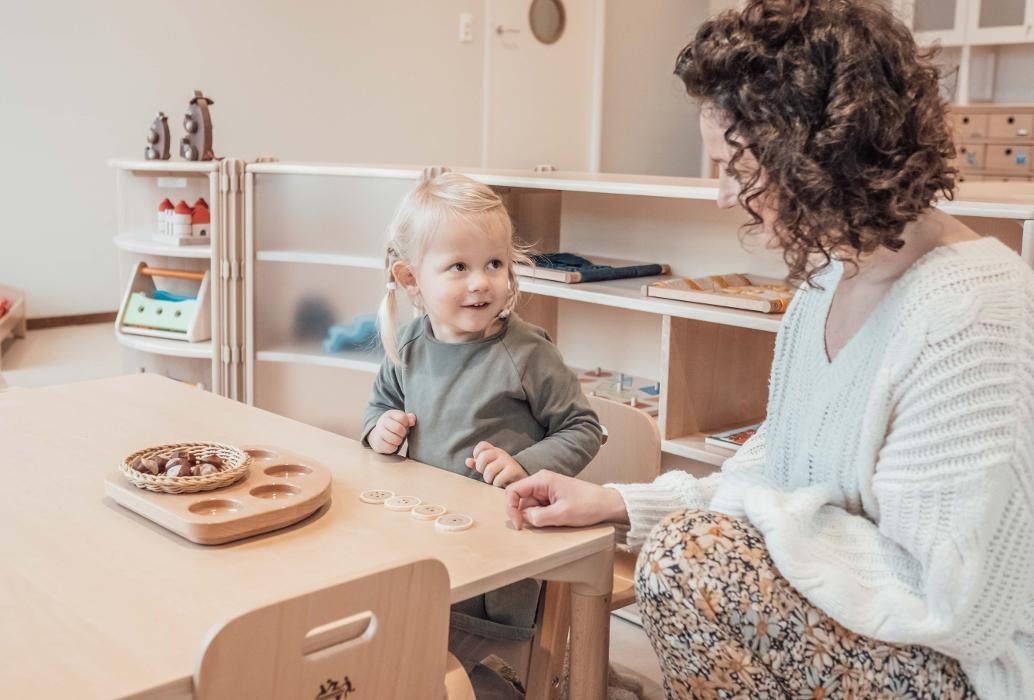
[659, 316, 772, 455]
[115, 330, 213, 359]
[255, 250, 384, 269]
[256, 342, 383, 373]
[661, 435, 736, 467]
[114, 231, 212, 259]
[521, 275, 784, 333]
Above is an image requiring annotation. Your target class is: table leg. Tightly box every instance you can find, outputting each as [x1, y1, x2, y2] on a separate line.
[568, 587, 610, 700]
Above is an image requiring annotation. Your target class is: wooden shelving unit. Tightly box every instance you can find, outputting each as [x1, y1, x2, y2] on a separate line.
[240, 163, 1034, 471]
[109, 159, 247, 398]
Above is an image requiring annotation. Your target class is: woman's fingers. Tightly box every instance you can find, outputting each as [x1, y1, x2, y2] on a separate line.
[521, 503, 567, 528]
[505, 471, 558, 528]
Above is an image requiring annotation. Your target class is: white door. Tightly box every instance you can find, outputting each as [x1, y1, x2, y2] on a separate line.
[483, 0, 601, 171]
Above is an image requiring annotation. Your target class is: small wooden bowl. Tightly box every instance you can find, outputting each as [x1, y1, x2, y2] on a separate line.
[120, 442, 249, 494]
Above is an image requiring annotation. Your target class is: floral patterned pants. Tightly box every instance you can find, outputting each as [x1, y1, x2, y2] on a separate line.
[635, 510, 978, 699]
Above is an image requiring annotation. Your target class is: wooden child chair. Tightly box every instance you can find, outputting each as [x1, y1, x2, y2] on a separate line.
[525, 395, 663, 698]
[194, 557, 474, 700]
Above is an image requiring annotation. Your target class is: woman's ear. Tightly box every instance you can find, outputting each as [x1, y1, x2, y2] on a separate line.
[391, 260, 420, 300]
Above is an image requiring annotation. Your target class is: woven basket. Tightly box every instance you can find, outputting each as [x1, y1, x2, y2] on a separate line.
[120, 442, 249, 494]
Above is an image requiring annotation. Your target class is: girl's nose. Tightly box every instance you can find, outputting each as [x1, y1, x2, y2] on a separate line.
[468, 271, 489, 291]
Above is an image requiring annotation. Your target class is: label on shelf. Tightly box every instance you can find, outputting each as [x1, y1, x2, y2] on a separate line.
[157, 177, 188, 189]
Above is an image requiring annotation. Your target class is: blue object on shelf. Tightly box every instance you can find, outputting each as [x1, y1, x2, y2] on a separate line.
[323, 315, 379, 354]
[153, 289, 196, 302]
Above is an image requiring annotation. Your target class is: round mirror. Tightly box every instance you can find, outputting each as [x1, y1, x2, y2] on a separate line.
[529, 0, 566, 45]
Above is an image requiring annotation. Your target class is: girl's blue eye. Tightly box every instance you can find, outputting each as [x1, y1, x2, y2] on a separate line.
[451, 263, 466, 272]
[488, 259, 503, 270]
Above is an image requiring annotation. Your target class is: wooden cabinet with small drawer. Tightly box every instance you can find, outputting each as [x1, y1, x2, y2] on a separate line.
[989, 113, 1034, 140]
[985, 145, 1032, 172]
[953, 113, 989, 140]
[957, 144, 986, 169]
[950, 104, 1034, 182]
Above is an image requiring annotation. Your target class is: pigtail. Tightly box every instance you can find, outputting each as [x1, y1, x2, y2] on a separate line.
[378, 243, 403, 365]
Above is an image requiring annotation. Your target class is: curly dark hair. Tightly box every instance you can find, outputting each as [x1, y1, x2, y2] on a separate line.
[676, 0, 957, 286]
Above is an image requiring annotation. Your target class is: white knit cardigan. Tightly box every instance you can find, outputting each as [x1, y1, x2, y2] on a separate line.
[611, 237, 1034, 699]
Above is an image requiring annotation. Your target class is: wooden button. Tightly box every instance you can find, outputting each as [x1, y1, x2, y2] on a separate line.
[359, 489, 395, 504]
[435, 513, 474, 532]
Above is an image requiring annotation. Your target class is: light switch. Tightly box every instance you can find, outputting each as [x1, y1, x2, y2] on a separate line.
[459, 13, 473, 42]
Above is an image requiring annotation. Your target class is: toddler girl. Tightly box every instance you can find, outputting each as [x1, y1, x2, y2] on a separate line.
[362, 170, 602, 694]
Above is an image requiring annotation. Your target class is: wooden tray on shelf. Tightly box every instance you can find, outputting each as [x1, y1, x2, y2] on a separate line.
[104, 445, 331, 545]
[643, 273, 794, 314]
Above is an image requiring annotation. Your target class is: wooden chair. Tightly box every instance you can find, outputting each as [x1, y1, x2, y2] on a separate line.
[194, 557, 474, 700]
[525, 396, 662, 698]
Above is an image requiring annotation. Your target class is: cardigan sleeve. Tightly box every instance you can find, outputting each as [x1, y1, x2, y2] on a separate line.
[607, 422, 769, 548]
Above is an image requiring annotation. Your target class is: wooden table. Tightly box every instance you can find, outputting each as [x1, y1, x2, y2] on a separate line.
[0, 374, 614, 699]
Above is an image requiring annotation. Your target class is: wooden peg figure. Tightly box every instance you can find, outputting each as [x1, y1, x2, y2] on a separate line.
[145, 112, 170, 161]
[179, 90, 215, 161]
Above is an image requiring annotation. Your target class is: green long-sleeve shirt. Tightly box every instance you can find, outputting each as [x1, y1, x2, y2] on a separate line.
[361, 313, 602, 641]
[362, 314, 602, 480]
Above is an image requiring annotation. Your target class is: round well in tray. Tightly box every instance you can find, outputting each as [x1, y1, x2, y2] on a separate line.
[189, 498, 243, 516]
[245, 448, 277, 460]
[263, 464, 312, 478]
[250, 484, 301, 500]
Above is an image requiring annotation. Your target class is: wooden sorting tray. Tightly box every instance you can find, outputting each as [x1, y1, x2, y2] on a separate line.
[104, 445, 331, 545]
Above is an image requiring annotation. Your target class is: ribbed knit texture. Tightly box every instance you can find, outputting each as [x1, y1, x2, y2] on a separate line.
[610, 237, 1034, 699]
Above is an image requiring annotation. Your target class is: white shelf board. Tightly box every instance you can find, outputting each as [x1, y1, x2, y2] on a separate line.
[256, 342, 383, 373]
[661, 435, 736, 467]
[255, 250, 383, 269]
[114, 232, 212, 259]
[108, 159, 218, 174]
[243, 162, 1034, 219]
[520, 275, 784, 333]
[115, 330, 213, 359]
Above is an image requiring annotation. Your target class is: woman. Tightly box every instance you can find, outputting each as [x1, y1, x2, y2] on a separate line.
[507, 1, 1034, 698]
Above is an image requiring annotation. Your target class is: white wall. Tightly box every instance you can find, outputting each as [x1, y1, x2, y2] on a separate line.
[599, 1, 709, 177]
[0, 1, 486, 318]
[1, 1, 713, 318]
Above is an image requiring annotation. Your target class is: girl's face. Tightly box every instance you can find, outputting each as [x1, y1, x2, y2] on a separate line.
[396, 218, 512, 343]
[700, 110, 779, 243]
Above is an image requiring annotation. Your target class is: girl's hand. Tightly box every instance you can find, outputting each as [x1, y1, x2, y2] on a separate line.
[504, 470, 630, 530]
[369, 410, 416, 454]
[465, 441, 529, 488]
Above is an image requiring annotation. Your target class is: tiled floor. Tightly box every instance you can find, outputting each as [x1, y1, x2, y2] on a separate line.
[0, 322, 669, 697]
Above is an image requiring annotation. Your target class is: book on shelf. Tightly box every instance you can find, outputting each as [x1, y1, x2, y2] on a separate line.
[704, 422, 762, 450]
[642, 273, 794, 314]
[517, 252, 670, 284]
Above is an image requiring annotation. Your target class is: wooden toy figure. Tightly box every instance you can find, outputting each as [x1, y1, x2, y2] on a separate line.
[145, 112, 170, 160]
[179, 90, 215, 161]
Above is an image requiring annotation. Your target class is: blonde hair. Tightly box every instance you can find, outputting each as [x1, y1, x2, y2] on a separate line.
[378, 171, 530, 365]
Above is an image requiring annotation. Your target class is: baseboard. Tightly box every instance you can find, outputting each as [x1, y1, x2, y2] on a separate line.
[26, 311, 117, 330]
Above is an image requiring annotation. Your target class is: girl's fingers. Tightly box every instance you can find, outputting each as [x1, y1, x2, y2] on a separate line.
[382, 418, 408, 440]
[481, 459, 503, 484]
[475, 449, 498, 472]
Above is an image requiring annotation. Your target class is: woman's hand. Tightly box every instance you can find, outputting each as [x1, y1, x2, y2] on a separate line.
[368, 410, 416, 454]
[505, 470, 630, 529]
[465, 441, 529, 488]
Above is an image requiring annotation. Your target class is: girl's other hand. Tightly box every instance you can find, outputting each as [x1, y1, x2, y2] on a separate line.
[369, 410, 416, 454]
[504, 470, 629, 530]
[465, 441, 529, 488]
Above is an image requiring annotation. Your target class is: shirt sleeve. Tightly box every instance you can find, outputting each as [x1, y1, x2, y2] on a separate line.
[508, 337, 603, 477]
[361, 358, 406, 451]
[742, 307, 1034, 668]
[608, 421, 768, 548]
